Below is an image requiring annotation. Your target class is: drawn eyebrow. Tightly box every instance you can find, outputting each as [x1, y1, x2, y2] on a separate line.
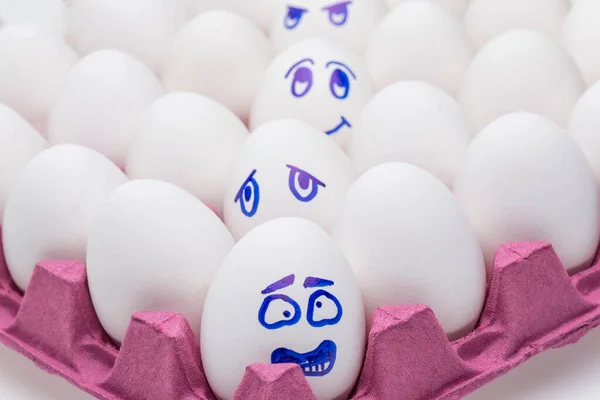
[303, 277, 335, 288]
[321, 1, 352, 11]
[234, 169, 257, 203]
[326, 61, 357, 79]
[285, 58, 315, 78]
[262, 274, 295, 294]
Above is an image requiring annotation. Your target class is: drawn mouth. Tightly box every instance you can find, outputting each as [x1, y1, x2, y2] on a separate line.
[270, 340, 337, 377]
[325, 116, 352, 136]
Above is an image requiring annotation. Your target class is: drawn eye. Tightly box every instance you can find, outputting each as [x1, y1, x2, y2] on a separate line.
[284, 6, 307, 30]
[330, 68, 351, 99]
[323, 1, 352, 27]
[234, 169, 260, 217]
[307, 290, 343, 327]
[286, 165, 326, 202]
[291, 66, 313, 98]
[259, 294, 302, 330]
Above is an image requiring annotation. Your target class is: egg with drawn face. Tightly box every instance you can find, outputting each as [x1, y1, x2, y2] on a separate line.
[250, 38, 372, 150]
[201, 217, 366, 400]
[224, 119, 357, 240]
[270, 0, 387, 55]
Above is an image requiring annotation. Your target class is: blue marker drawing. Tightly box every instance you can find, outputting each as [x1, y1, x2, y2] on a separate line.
[285, 59, 315, 98]
[259, 293, 302, 330]
[271, 340, 337, 377]
[303, 276, 335, 288]
[307, 289, 343, 327]
[234, 170, 260, 217]
[286, 165, 326, 202]
[322, 1, 353, 26]
[325, 116, 352, 136]
[285, 6, 308, 30]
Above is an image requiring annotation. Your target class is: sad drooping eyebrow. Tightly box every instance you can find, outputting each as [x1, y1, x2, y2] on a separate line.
[262, 274, 295, 294]
[303, 277, 334, 288]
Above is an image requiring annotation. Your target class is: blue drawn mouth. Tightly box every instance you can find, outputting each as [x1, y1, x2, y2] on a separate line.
[325, 116, 352, 136]
[270, 340, 337, 377]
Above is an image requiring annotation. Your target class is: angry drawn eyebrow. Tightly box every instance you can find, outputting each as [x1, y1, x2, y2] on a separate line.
[303, 277, 335, 288]
[262, 274, 295, 294]
[285, 58, 315, 78]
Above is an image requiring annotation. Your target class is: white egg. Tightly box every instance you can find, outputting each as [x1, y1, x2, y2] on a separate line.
[569, 82, 600, 187]
[0, 0, 65, 35]
[2, 144, 128, 291]
[186, 0, 278, 32]
[224, 119, 357, 240]
[333, 162, 486, 339]
[164, 10, 273, 122]
[465, 0, 570, 48]
[0, 24, 78, 132]
[350, 81, 471, 188]
[65, 0, 188, 74]
[460, 29, 585, 133]
[47, 50, 164, 168]
[0, 104, 48, 218]
[366, 1, 473, 96]
[202, 217, 365, 400]
[86, 179, 234, 343]
[126, 92, 249, 217]
[250, 38, 372, 150]
[561, 0, 600, 86]
[384, 0, 468, 18]
[269, 0, 387, 55]
[454, 112, 600, 273]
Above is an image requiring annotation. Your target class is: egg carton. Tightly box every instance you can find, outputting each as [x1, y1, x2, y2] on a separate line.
[1, 237, 600, 400]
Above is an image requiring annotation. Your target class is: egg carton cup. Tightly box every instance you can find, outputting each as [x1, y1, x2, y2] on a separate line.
[1, 238, 600, 400]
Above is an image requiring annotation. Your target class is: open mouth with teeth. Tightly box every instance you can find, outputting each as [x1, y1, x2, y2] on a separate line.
[325, 116, 352, 136]
[270, 340, 337, 377]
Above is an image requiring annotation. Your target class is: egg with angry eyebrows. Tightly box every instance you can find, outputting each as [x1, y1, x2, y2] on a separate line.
[201, 217, 366, 400]
[224, 119, 357, 240]
[250, 38, 373, 150]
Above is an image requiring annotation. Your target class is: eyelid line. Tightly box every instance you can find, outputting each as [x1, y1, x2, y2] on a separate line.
[326, 61, 357, 79]
[285, 58, 315, 78]
[286, 164, 327, 188]
[234, 169, 258, 202]
[321, 1, 352, 11]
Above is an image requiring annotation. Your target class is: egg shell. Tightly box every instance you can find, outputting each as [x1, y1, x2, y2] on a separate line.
[333, 162, 486, 339]
[384, 0, 468, 18]
[163, 10, 273, 122]
[0, 0, 65, 35]
[126, 92, 249, 217]
[460, 29, 585, 133]
[269, 0, 388, 55]
[561, 0, 600, 86]
[569, 82, 600, 186]
[465, 0, 570, 48]
[202, 217, 365, 400]
[0, 104, 48, 218]
[0, 24, 78, 132]
[186, 0, 278, 32]
[250, 37, 372, 150]
[350, 80, 471, 188]
[366, 1, 473, 95]
[224, 119, 357, 240]
[2, 144, 128, 291]
[86, 179, 234, 343]
[65, 0, 188, 74]
[454, 112, 600, 273]
[47, 50, 164, 167]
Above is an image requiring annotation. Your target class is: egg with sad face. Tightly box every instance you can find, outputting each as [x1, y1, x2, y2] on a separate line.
[201, 217, 366, 400]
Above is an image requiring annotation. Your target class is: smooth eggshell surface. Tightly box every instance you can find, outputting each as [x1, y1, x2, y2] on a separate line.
[0, 104, 48, 218]
[366, 1, 473, 95]
[47, 50, 164, 167]
[126, 92, 249, 217]
[224, 119, 357, 240]
[187, 0, 278, 32]
[465, 0, 569, 48]
[0, 25, 78, 132]
[202, 217, 365, 400]
[86, 179, 234, 343]
[569, 82, 600, 186]
[384, 0, 468, 18]
[250, 37, 372, 150]
[163, 10, 273, 122]
[269, 0, 387, 55]
[350, 80, 471, 188]
[333, 162, 486, 339]
[66, 0, 188, 74]
[2, 144, 128, 291]
[454, 112, 600, 273]
[460, 29, 585, 133]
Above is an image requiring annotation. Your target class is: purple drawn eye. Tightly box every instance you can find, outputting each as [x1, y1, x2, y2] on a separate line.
[330, 69, 350, 99]
[286, 165, 326, 202]
[291, 66, 313, 98]
[284, 6, 307, 30]
[323, 1, 352, 27]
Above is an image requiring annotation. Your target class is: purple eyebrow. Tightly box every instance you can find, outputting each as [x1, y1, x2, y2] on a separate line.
[303, 277, 334, 288]
[262, 274, 295, 294]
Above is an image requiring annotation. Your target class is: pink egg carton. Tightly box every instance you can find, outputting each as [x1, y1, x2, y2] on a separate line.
[1, 238, 600, 400]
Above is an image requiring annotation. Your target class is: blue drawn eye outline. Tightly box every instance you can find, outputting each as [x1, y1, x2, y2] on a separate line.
[326, 61, 356, 100]
[286, 164, 326, 203]
[285, 58, 315, 98]
[307, 289, 343, 327]
[284, 5, 308, 30]
[259, 294, 302, 330]
[234, 169, 260, 218]
[322, 1, 353, 27]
